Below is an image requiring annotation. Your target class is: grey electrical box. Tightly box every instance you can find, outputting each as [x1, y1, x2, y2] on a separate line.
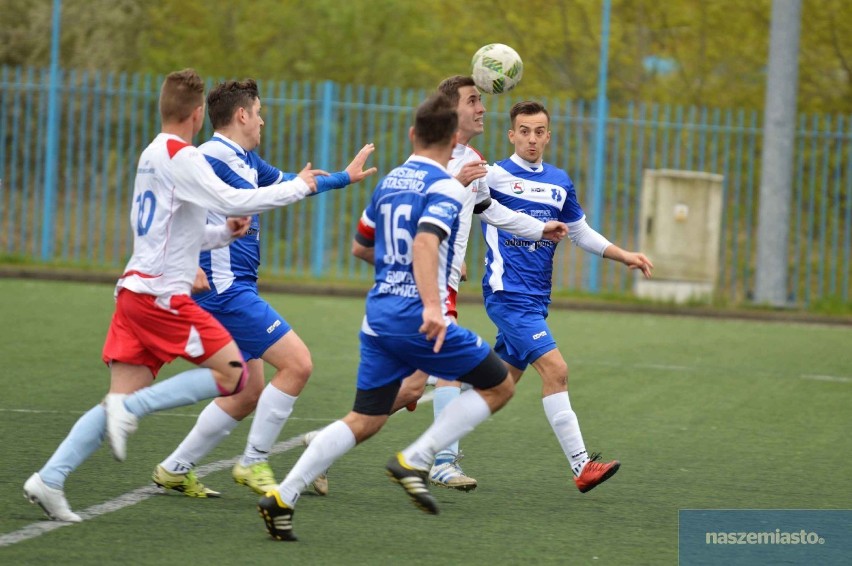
[635, 169, 724, 303]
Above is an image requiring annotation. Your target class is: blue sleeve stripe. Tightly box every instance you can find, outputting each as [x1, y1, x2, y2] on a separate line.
[204, 155, 254, 189]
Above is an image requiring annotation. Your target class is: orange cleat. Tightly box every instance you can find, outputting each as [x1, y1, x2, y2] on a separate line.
[574, 453, 620, 493]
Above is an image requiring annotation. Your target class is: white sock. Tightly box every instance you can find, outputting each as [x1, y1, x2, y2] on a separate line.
[542, 392, 588, 476]
[278, 420, 355, 507]
[242, 384, 297, 465]
[160, 401, 239, 474]
[401, 389, 490, 470]
[433, 385, 461, 464]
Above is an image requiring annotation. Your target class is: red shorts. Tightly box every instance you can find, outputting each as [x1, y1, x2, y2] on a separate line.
[444, 287, 458, 319]
[102, 289, 234, 377]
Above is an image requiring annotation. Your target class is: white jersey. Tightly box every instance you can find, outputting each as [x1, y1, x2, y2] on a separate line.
[117, 133, 312, 301]
[446, 143, 489, 291]
[446, 143, 547, 291]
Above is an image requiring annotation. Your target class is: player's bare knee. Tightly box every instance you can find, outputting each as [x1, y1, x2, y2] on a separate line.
[274, 354, 312, 390]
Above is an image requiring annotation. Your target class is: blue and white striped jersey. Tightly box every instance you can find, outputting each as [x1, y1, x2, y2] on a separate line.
[360, 155, 465, 336]
[482, 154, 585, 297]
[195, 133, 348, 298]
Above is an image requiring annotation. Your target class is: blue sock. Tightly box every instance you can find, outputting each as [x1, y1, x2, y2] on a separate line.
[124, 368, 220, 418]
[40, 404, 106, 489]
[433, 385, 461, 464]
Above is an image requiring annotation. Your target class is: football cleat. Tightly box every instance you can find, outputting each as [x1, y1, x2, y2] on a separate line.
[23, 473, 82, 523]
[429, 452, 477, 492]
[232, 461, 278, 495]
[152, 465, 220, 498]
[386, 453, 439, 515]
[301, 431, 329, 496]
[405, 401, 418, 412]
[574, 452, 620, 493]
[103, 393, 138, 462]
[258, 490, 298, 542]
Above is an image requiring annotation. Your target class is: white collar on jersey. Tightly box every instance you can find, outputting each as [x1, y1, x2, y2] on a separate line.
[510, 153, 544, 172]
[211, 132, 247, 156]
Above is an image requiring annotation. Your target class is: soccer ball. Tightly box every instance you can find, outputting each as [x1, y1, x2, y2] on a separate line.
[471, 43, 524, 95]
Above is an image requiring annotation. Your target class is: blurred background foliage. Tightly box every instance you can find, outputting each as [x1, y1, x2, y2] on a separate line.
[0, 0, 849, 114]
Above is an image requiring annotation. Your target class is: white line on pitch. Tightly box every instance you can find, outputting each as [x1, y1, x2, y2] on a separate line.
[800, 374, 852, 383]
[1, 389, 435, 547]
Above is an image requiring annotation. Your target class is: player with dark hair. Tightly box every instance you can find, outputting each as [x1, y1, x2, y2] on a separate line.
[359, 76, 567, 491]
[482, 100, 653, 493]
[149, 78, 376, 498]
[23, 69, 325, 522]
[258, 93, 515, 542]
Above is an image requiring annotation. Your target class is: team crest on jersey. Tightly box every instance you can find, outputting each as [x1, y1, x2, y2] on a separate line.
[427, 202, 458, 220]
[512, 181, 524, 194]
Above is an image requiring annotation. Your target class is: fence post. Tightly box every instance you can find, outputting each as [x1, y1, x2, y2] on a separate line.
[586, 0, 611, 293]
[311, 80, 335, 277]
[40, 0, 62, 260]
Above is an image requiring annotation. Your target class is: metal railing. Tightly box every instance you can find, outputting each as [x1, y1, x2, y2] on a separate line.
[1, 66, 850, 306]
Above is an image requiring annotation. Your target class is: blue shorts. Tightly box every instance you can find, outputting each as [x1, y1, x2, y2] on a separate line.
[357, 324, 491, 390]
[196, 283, 292, 361]
[484, 292, 557, 370]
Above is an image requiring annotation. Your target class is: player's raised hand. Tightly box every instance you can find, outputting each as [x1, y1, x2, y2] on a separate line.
[345, 143, 378, 183]
[226, 216, 251, 238]
[419, 304, 447, 353]
[623, 252, 654, 278]
[454, 160, 487, 187]
[297, 162, 330, 193]
[542, 221, 568, 242]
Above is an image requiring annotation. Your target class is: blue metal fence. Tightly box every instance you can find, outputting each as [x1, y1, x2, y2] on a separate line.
[0, 66, 850, 306]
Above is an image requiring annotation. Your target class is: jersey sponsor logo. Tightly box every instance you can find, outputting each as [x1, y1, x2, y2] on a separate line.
[381, 167, 428, 191]
[532, 331, 547, 340]
[527, 209, 552, 219]
[376, 282, 419, 297]
[512, 181, 525, 194]
[427, 202, 458, 220]
[503, 238, 554, 252]
[267, 319, 281, 334]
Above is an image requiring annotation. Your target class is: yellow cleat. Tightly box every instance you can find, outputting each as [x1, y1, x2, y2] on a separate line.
[232, 461, 278, 495]
[152, 465, 220, 498]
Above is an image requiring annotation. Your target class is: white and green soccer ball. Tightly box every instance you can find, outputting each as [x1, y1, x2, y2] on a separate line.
[471, 43, 524, 95]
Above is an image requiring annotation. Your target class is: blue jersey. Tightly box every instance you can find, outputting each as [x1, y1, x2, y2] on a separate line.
[195, 133, 348, 299]
[360, 155, 465, 336]
[482, 154, 585, 297]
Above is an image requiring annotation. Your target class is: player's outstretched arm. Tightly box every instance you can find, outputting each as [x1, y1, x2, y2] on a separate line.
[477, 197, 545, 240]
[173, 149, 320, 216]
[345, 143, 378, 184]
[603, 245, 654, 278]
[542, 221, 568, 242]
[412, 231, 446, 353]
[297, 162, 324, 193]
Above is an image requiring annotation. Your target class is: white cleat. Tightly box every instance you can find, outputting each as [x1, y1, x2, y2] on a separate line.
[23, 473, 82, 523]
[429, 452, 478, 492]
[103, 393, 138, 462]
[302, 430, 329, 496]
